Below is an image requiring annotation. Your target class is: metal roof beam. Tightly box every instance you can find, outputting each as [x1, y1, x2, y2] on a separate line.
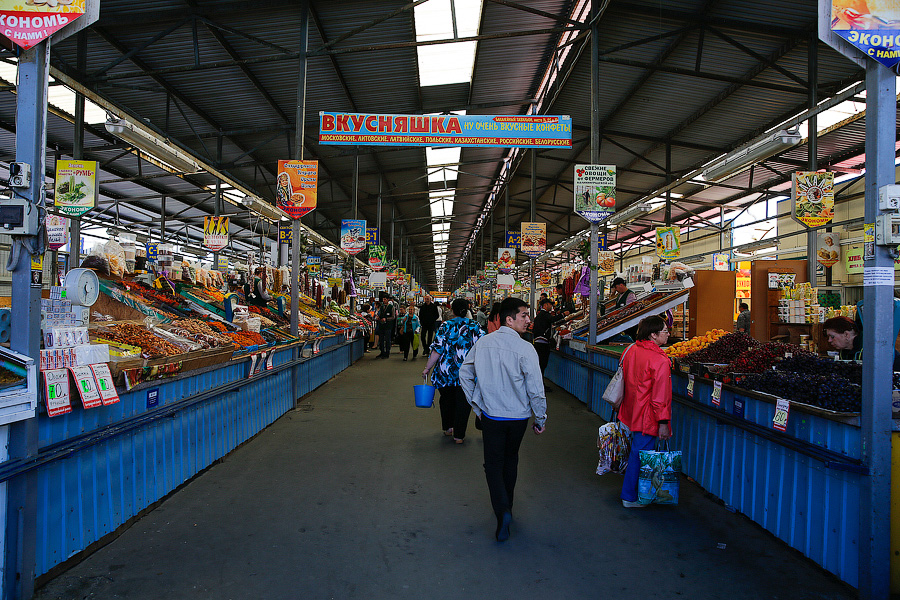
[483, 0, 584, 27]
[611, 1, 812, 38]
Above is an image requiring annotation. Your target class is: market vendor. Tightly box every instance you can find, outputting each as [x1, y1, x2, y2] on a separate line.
[246, 267, 271, 308]
[612, 277, 637, 309]
[823, 316, 861, 361]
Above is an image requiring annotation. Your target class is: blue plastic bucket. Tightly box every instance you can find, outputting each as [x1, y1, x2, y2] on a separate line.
[414, 384, 436, 408]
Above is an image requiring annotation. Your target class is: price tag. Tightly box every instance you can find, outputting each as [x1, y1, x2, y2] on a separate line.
[256, 351, 267, 374]
[686, 374, 694, 398]
[43, 369, 72, 417]
[711, 380, 722, 406]
[773, 398, 790, 432]
[90, 363, 120, 405]
[266, 351, 274, 371]
[733, 398, 744, 419]
[248, 353, 258, 378]
[784, 352, 793, 359]
[314, 339, 321, 354]
[69, 366, 102, 409]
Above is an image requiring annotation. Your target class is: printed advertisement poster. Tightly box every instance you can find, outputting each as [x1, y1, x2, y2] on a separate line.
[319, 113, 572, 149]
[736, 261, 751, 298]
[574, 164, 616, 222]
[497, 274, 515, 290]
[792, 171, 834, 228]
[845, 244, 864, 274]
[369, 272, 388, 290]
[366, 227, 380, 246]
[203, 216, 229, 251]
[597, 251, 615, 276]
[497, 248, 516, 273]
[539, 271, 552, 285]
[278, 222, 293, 243]
[306, 256, 321, 274]
[340, 219, 366, 255]
[46, 215, 68, 250]
[656, 227, 681, 259]
[0, 0, 86, 49]
[520, 222, 546, 257]
[216, 255, 228, 271]
[276, 160, 318, 219]
[54, 159, 96, 217]
[368, 245, 386, 271]
[864, 223, 875, 261]
[817, 232, 841, 268]
[484, 261, 498, 281]
[505, 231, 520, 249]
[832, 1, 900, 68]
[713, 253, 730, 271]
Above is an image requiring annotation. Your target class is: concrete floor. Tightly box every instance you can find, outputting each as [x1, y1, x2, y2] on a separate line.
[34, 347, 856, 600]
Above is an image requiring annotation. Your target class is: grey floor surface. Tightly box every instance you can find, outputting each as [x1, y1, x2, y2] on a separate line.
[34, 347, 857, 600]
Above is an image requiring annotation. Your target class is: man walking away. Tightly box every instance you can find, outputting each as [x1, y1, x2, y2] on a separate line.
[459, 297, 547, 542]
[419, 294, 440, 354]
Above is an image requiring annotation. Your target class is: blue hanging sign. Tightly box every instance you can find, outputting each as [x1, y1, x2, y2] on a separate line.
[506, 231, 520, 249]
[366, 227, 380, 246]
[831, 6, 900, 68]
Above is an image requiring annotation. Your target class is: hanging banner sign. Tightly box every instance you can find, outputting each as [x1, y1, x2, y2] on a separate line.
[46, 215, 68, 250]
[713, 253, 730, 271]
[497, 274, 515, 290]
[54, 159, 96, 217]
[574, 164, 616, 223]
[598, 251, 615, 276]
[484, 261, 498, 281]
[203, 216, 229, 251]
[656, 226, 681, 259]
[817, 232, 841, 268]
[43, 369, 72, 417]
[146, 243, 158, 263]
[831, 3, 900, 68]
[276, 159, 318, 219]
[0, 0, 86, 50]
[216, 255, 228, 271]
[520, 222, 546, 257]
[368, 245, 386, 271]
[306, 256, 321, 274]
[497, 248, 516, 273]
[506, 231, 520, 249]
[598, 232, 607, 251]
[319, 112, 572, 148]
[369, 272, 387, 290]
[539, 271, 552, 286]
[792, 171, 835, 228]
[340, 219, 367, 255]
[366, 227, 380, 246]
[278, 221, 293, 243]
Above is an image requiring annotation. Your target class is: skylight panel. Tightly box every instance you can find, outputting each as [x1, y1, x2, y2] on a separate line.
[414, 0, 483, 87]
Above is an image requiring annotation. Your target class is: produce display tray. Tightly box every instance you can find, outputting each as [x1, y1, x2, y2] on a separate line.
[578, 288, 691, 344]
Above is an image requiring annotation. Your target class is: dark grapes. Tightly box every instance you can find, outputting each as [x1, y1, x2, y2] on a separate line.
[728, 342, 815, 373]
[734, 370, 861, 412]
[682, 332, 760, 364]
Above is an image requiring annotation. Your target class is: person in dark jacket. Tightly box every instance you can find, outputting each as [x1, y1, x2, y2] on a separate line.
[532, 297, 566, 381]
[376, 295, 397, 358]
[418, 294, 441, 354]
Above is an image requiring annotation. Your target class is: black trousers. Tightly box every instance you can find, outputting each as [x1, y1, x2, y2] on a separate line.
[534, 342, 551, 374]
[378, 324, 393, 356]
[422, 324, 437, 354]
[481, 416, 529, 517]
[397, 331, 417, 359]
[438, 385, 471, 439]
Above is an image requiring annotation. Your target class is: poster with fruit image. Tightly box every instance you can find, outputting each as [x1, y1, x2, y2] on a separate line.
[276, 160, 318, 219]
[574, 164, 616, 223]
[791, 171, 834, 228]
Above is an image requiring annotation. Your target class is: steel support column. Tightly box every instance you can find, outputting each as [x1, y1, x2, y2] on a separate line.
[530, 150, 536, 316]
[807, 36, 818, 284]
[589, 2, 600, 344]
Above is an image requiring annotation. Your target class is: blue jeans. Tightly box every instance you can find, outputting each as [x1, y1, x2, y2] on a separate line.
[621, 432, 657, 502]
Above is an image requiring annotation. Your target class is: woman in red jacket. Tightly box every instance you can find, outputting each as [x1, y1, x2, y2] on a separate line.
[617, 315, 673, 508]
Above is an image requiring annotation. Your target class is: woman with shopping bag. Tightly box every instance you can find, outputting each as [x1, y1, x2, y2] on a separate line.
[396, 305, 421, 361]
[616, 315, 672, 508]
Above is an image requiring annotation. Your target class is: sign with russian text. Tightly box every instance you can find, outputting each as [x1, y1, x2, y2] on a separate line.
[340, 219, 366, 255]
[772, 397, 790, 431]
[70, 365, 102, 408]
[46, 215, 68, 250]
[278, 221, 293, 243]
[203, 216, 229, 251]
[484, 261, 498, 281]
[497, 248, 515, 273]
[319, 112, 572, 148]
[306, 256, 320, 274]
[216, 255, 228, 271]
[276, 160, 318, 219]
[54, 159, 96, 217]
[832, 2, 900, 68]
[574, 164, 616, 222]
[792, 171, 834, 228]
[520, 222, 546, 257]
[598, 251, 615, 276]
[368, 245, 386, 271]
[43, 369, 72, 417]
[506, 231, 520, 249]
[656, 226, 681, 259]
[0, 0, 85, 49]
[366, 227, 380, 246]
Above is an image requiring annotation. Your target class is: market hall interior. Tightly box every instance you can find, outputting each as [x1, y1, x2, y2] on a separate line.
[32, 351, 855, 600]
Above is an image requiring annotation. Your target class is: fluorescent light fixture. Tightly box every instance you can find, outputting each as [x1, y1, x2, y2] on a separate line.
[105, 117, 202, 174]
[240, 195, 289, 222]
[700, 128, 802, 183]
[608, 202, 653, 226]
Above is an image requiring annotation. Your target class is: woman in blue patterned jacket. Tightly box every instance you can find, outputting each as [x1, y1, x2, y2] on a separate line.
[422, 298, 484, 444]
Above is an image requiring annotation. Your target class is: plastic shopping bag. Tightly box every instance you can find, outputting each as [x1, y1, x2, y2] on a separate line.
[412, 332, 420, 351]
[637, 442, 682, 505]
[596, 420, 630, 476]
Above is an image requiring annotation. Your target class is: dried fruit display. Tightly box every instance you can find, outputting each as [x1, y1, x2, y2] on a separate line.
[225, 330, 267, 348]
[123, 281, 185, 308]
[95, 323, 185, 359]
[727, 342, 815, 373]
[168, 319, 234, 348]
[680, 332, 759, 364]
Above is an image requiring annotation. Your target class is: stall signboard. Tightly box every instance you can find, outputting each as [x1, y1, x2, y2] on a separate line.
[574, 164, 616, 223]
[306, 256, 321, 274]
[845, 244, 864, 274]
[368, 245, 386, 271]
[319, 112, 572, 148]
[539, 271, 552, 285]
[520, 222, 546, 257]
[203, 216, 229, 251]
[476, 270, 486, 285]
[656, 227, 681, 259]
[369, 272, 387, 290]
[43, 369, 72, 417]
[506, 231, 520, 249]
[366, 227, 380, 246]
[817, 232, 841, 268]
[216, 255, 228, 271]
[328, 277, 342, 288]
[146, 243, 158, 263]
[598, 232, 607, 251]
[340, 219, 366, 255]
[497, 274, 515, 290]
[431, 291, 450, 299]
[736, 261, 751, 298]
[0, 0, 86, 49]
[791, 171, 835, 228]
[54, 159, 96, 217]
[713, 253, 730, 271]
[497, 248, 516, 273]
[46, 215, 68, 250]
[278, 222, 293, 243]
[276, 160, 318, 219]
[598, 251, 615, 276]
[832, 3, 900, 68]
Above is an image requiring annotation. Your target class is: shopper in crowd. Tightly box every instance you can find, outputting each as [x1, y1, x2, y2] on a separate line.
[459, 297, 547, 542]
[421, 298, 484, 444]
[617, 315, 672, 508]
[735, 302, 751, 334]
[376, 295, 397, 359]
[442, 303, 453, 322]
[487, 302, 502, 333]
[419, 294, 441, 355]
[532, 297, 567, 383]
[396, 305, 421, 361]
[823, 316, 861, 361]
[475, 305, 488, 330]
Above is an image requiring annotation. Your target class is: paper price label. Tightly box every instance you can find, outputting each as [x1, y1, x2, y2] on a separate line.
[711, 380, 722, 406]
[266, 351, 274, 371]
[248, 353, 258, 378]
[686, 374, 694, 398]
[255, 351, 267, 375]
[90, 363, 120, 405]
[70, 366, 102, 409]
[773, 398, 790, 432]
[733, 398, 745, 419]
[43, 369, 72, 417]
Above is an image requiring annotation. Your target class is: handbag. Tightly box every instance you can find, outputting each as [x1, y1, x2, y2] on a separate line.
[602, 344, 634, 408]
[596, 411, 631, 476]
[637, 440, 682, 505]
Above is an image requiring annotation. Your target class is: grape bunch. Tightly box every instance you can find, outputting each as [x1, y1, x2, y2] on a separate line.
[682, 332, 760, 364]
[727, 342, 814, 374]
[775, 355, 863, 384]
[735, 370, 861, 412]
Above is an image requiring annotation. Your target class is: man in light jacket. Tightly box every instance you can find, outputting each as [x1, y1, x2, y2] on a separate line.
[459, 297, 547, 542]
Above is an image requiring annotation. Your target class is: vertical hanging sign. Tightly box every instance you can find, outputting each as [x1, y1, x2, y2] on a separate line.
[340, 219, 367, 255]
[54, 160, 97, 217]
[520, 222, 546, 257]
[306, 256, 321, 274]
[574, 164, 616, 222]
[365, 227, 380, 246]
[497, 248, 516, 273]
[276, 160, 318, 219]
[831, 4, 900, 68]
[656, 227, 681, 259]
[278, 221, 293, 244]
[0, 0, 86, 49]
[203, 216, 229, 251]
[791, 172, 834, 228]
[506, 231, 521, 249]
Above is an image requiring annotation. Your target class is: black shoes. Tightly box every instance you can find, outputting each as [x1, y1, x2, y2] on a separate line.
[495, 511, 512, 542]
